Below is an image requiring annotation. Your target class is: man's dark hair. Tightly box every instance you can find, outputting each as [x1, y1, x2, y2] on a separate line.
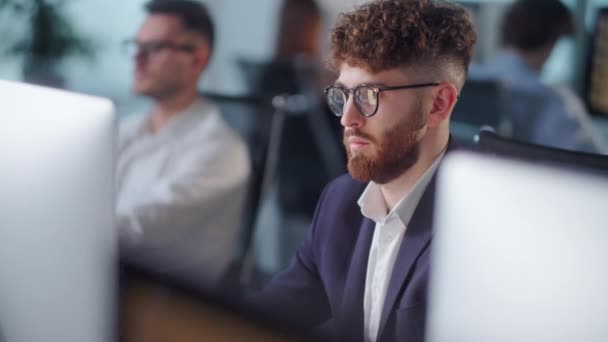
[145, 0, 215, 48]
[276, 0, 322, 58]
[501, 0, 575, 51]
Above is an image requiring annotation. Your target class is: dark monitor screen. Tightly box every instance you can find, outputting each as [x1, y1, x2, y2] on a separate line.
[584, 7, 608, 117]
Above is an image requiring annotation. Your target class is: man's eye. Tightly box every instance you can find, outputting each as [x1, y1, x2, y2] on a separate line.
[147, 43, 164, 51]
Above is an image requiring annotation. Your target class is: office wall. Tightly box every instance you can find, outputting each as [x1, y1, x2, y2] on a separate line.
[1, 0, 605, 115]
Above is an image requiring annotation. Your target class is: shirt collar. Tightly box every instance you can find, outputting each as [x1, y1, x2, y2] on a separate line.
[358, 147, 446, 226]
[138, 97, 208, 137]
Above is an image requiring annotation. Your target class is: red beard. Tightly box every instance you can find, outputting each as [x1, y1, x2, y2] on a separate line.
[344, 110, 424, 184]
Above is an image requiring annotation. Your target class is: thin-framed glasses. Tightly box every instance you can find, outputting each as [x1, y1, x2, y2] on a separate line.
[323, 82, 440, 117]
[122, 39, 196, 57]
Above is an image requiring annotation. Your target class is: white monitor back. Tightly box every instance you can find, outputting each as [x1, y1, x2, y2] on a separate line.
[0, 80, 115, 342]
[428, 151, 608, 342]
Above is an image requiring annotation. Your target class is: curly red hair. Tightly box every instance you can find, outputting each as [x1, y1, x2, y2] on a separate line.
[329, 0, 477, 80]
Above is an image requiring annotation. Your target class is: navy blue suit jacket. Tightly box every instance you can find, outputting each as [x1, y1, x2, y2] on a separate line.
[259, 143, 454, 342]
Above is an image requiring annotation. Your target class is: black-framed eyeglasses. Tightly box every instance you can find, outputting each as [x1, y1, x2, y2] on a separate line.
[122, 39, 196, 57]
[323, 82, 440, 117]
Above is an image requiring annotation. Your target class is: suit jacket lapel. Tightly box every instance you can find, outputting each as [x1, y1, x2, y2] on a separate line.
[377, 176, 437, 339]
[337, 217, 375, 341]
[340, 137, 456, 340]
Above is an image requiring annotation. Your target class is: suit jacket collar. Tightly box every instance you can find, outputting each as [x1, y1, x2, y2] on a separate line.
[376, 176, 436, 339]
[337, 217, 375, 341]
[376, 137, 457, 339]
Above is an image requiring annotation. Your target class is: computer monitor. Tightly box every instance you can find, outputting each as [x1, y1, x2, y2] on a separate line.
[0, 80, 115, 342]
[427, 151, 608, 342]
[584, 7, 608, 117]
[476, 128, 608, 174]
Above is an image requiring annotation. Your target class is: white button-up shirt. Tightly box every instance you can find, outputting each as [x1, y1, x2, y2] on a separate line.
[117, 98, 250, 284]
[360, 151, 445, 342]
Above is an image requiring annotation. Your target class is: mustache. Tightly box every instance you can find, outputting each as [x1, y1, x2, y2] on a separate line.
[343, 129, 376, 144]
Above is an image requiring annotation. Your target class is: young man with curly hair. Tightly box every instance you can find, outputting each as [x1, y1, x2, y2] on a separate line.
[258, 1, 476, 341]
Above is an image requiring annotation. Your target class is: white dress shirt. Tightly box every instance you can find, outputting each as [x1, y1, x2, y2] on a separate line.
[360, 152, 445, 342]
[116, 97, 250, 284]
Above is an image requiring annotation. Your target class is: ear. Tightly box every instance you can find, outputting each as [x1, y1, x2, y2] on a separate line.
[192, 44, 211, 73]
[426, 82, 458, 128]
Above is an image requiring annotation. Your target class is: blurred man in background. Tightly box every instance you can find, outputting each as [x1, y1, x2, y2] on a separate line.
[260, 0, 331, 221]
[242, 0, 346, 271]
[117, 0, 250, 284]
[470, 0, 606, 153]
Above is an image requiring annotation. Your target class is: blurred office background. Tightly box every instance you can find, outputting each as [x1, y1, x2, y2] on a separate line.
[2, 0, 608, 288]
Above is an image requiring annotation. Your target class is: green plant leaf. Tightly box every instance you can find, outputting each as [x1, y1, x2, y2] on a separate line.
[3, 0, 97, 61]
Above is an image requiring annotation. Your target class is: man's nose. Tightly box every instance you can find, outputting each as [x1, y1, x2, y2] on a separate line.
[340, 97, 365, 128]
[134, 49, 148, 67]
